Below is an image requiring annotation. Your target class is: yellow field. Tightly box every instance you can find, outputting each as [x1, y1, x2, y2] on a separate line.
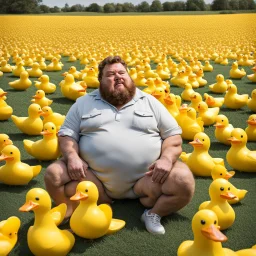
[1, 14, 255, 58]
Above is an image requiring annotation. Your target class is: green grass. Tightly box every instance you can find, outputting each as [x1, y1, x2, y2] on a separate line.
[0, 57, 256, 255]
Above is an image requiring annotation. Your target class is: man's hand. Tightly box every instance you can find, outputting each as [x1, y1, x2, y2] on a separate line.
[67, 155, 88, 181]
[146, 158, 173, 184]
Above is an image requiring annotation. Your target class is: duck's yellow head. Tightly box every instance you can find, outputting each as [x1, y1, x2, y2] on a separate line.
[41, 106, 53, 117]
[247, 114, 256, 126]
[39, 75, 49, 83]
[70, 181, 99, 204]
[187, 107, 197, 120]
[20, 71, 29, 80]
[211, 165, 235, 180]
[197, 101, 208, 112]
[0, 216, 21, 241]
[28, 103, 43, 117]
[0, 145, 20, 162]
[227, 128, 247, 146]
[33, 90, 45, 100]
[19, 188, 52, 212]
[0, 134, 13, 151]
[250, 89, 256, 99]
[192, 209, 227, 242]
[214, 114, 229, 128]
[190, 92, 202, 103]
[189, 132, 210, 150]
[41, 122, 57, 137]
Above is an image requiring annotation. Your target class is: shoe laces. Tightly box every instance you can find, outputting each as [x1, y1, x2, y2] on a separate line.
[149, 213, 161, 226]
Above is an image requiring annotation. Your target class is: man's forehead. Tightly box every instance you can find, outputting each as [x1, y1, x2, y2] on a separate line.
[104, 63, 126, 72]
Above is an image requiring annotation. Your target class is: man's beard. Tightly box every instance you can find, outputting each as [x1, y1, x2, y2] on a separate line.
[99, 80, 136, 107]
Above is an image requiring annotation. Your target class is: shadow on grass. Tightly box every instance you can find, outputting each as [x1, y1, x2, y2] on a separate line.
[0, 180, 38, 193]
[209, 141, 230, 151]
[50, 96, 74, 105]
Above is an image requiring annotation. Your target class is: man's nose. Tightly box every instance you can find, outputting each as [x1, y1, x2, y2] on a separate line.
[114, 73, 122, 79]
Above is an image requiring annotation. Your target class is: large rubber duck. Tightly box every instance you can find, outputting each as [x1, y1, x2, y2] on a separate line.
[8, 70, 32, 90]
[0, 216, 21, 256]
[31, 89, 53, 108]
[34, 75, 56, 94]
[177, 209, 236, 256]
[214, 114, 234, 145]
[245, 114, 256, 141]
[229, 61, 246, 79]
[0, 89, 13, 120]
[11, 103, 43, 135]
[181, 83, 195, 101]
[82, 67, 99, 88]
[180, 132, 224, 176]
[209, 74, 228, 93]
[70, 181, 125, 239]
[197, 101, 219, 126]
[188, 92, 202, 111]
[27, 62, 43, 77]
[227, 128, 256, 172]
[203, 60, 213, 72]
[224, 83, 248, 109]
[46, 57, 62, 71]
[0, 145, 41, 185]
[203, 93, 224, 108]
[247, 89, 256, 112]
[211, 165, 247, 205]
[41, 106, 65, 131]
[199, 178, 237, 230]
[23, 122, 61, 161]
[247, 66, 256, 83]
[19, 188, 75, 256]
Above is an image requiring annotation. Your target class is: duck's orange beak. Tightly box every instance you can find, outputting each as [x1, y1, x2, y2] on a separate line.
[38, 110, 44, 115]
[213, 122, 224, 128]
[152, 92, 162, 99]
[40, 130, 53, 136]
[78, 89, 86, 93]
[0, 92, 7, 97]
[227, 137, 241, 144]
[247, 119, 256, 125]
[70, 191, 88, 201]
[19, 200, 39, 212]
[32, 95, 41, 99]
[201, 224, 227, 242]
[164, 95, 173, 105]
[225, 171, 235, 179]
[189, 138, 203, 146]
[0, 153, 14, 161]
[220, 192, 237, 200]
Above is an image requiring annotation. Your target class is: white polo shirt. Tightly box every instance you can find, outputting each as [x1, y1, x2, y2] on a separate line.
[58, 88, 182, 199]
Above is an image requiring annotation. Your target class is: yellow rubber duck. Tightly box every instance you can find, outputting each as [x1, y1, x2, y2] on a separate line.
[197, 101, 219, 126]
[31, 89, 53, 108]
[0, 145, 41, 185]
[11, 103, 43, 135]
[63, 66, 82, 80]
[0, 133, 13, 152]
[8, 70, 32, 90]
[0, 60, 12, 73]
[187, 73, 199, 89]
[229, 61, 246, 79]
[144, 64, 158, 79]
[0, 71, 3, 77]
[211, 165, 247, 205]
[199, 178, 237, 230]
[82, 67, 99, 88]
[247, 66, 256, 83]
[214, 114, 234, 145]
[142, 78, 156, 94]
[41, 106, 65, 132]
[180, 107, 204, 141]
[134, 71, 147, 86]
[0, 89, 13, 120]
[196, 68, 207, 87]
[46, 57, 62, 71]
[170, 70, 187, 88]
[176, 104, 189, 127]
[203, 60, 213, 72]
[209, 74, 228, 93]
[203, 93, 224, 108]
[0, 216, 21, 256]
[180, 132, 224, 176]
[70, 181, 125, 239]
[224, 83, 248, 109]
[188, 92, 202, 111]
[227, 128, 256, 172]
[155, 63, 170, 80]
[181, 83, 195, 102]
[177, 209, 236, 256]
[245, 114, 256, 141]
[19, 188, 75, 256]
[12, 62, 25, 77]
[152, 86, 166, 106]
[247, 88, 256, 112]
[34, 75, 56, 94]
[240, 55, 255, 66]
[164, 93, 179, 118]
[27, 62, 43, 77]
[23, 122, 61, 161]
[236, 246, 256, 256]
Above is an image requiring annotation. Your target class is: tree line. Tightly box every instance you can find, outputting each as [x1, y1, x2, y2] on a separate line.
[0, 0, 255, 14]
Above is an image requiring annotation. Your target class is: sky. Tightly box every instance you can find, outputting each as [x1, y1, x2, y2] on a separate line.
[42, 0, 213, 8]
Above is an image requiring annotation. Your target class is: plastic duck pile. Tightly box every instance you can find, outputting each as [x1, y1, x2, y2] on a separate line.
[0, 14, 256, 255]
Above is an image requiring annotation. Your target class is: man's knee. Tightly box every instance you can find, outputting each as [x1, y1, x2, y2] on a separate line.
[163, 161, 195, 202]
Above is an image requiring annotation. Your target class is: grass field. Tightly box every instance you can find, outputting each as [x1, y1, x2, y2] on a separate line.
[0, 14, 256, 255]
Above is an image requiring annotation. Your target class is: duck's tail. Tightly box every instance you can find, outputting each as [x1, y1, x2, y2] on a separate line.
[23, 139, 33, 155]
[32, 165, 42, 178]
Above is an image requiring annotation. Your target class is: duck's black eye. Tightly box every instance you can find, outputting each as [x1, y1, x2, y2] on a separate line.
[3, 140, 5, 142]
[220, 173, 222, 175]
[241, 135, 243, 138]
[214, 220, 217, 224]
[220, 187, 224, 191]
[10, 152, 13, 154]
[228, 187, 230, 190]
[222, 120, 224, 122]
[201, 220, 206, 225]
[35, 197, 39, 201]
[52, 127, 54, 130]
[9, 233, 12, 236]
[202, 139, 204, 141]
[85, 189, 88, 192]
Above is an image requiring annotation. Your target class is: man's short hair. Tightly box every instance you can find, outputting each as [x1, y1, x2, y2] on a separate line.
[98, 56, 127, 81]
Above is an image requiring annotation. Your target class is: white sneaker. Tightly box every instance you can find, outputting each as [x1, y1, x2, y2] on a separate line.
[141, 209, 165, 235]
